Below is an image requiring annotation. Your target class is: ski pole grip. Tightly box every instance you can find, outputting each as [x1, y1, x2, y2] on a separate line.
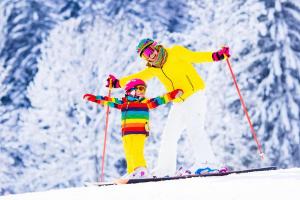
[109, 79, 113, 89]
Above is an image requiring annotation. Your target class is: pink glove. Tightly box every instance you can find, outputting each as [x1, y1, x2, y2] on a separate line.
[106, 74, 121, 88]
[212, 46, 230, 61]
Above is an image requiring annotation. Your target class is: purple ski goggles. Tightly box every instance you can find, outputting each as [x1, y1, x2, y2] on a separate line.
[142, 46, 155, 59]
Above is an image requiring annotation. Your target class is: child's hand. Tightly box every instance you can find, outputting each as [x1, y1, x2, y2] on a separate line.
[83, 94, 97, 102]
[174, 89, 184, 98]
[170, 89, 183, 99]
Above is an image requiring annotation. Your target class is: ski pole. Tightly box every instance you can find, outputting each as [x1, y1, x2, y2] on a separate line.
[225, 58, 264, 160]
[100, 80, 112, 182]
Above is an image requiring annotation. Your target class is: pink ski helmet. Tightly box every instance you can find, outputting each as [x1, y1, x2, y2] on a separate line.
[125, 79, 146, 92]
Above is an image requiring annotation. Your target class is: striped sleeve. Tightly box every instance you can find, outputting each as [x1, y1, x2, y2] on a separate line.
[147, 89, 182, 109]
[95, 96, 123, 109]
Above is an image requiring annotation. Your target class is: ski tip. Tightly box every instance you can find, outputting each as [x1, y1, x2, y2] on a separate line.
[114, 178, 129, 185]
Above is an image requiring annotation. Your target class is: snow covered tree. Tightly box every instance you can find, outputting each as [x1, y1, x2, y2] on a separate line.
[0, 0, 57, 195]
[251, 0, 300, 168]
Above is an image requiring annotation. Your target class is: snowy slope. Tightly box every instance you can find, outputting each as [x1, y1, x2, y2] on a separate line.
[1, 168, 299, 200]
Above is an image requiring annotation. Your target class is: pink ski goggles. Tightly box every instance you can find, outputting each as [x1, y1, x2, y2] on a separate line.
[142, 46, 155, 58]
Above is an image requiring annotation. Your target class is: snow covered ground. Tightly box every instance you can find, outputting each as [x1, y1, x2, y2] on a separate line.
[1, 168, 299, 200]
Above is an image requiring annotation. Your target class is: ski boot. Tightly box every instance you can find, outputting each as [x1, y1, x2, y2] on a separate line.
[126, 167, 152, 179]
[195, 167, 218, 175]
[218, 166, 229, 174]
[175, 166, 192, 177]
[195, 166, 229, 175]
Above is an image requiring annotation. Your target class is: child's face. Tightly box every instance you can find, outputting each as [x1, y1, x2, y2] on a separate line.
[135, 85, 146, 98]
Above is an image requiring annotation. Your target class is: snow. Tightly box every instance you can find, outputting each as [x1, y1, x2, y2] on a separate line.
[1, 168, 299, 200]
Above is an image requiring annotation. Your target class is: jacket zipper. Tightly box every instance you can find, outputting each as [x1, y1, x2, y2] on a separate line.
[161, 68, 184, 102]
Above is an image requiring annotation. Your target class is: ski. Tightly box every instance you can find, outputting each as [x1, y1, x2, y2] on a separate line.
[86, 166, 277, 187]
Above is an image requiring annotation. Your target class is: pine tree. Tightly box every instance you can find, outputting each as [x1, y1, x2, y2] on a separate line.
[251, 0, 300, 168]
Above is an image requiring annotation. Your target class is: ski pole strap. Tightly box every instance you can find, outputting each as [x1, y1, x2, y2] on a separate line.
[225, 58, 264, 160]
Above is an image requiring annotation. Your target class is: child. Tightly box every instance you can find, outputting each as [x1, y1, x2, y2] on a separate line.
[83, 78, 183, 179]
